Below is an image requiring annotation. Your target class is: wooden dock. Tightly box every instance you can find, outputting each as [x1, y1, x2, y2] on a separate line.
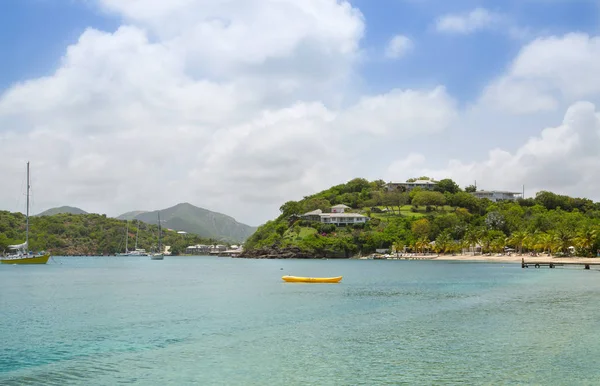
[521, 258, 600, 269]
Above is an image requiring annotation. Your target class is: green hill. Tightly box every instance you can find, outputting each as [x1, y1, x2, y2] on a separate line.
[36, 206, 88, 216]
[116, 211, 148, 221]
[242, 177, 600, 258]
[0, 211, 215, 256]
[121, 203, 256, 242]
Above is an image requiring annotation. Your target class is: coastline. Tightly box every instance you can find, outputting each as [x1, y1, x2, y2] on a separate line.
[433, 254, 600, 264]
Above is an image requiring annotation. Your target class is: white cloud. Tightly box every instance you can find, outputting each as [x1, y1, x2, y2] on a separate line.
[0, 0, 459, 225]
[385, 101, 600, 199]
[385, 35, 413, 59]
[480, 33, 600, 114]
[435, 8, 501, 34]
[3, 0, 600, 228]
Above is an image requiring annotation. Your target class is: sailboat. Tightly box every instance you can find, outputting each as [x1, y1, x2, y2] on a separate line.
[116, 220, 148, 256]
[150, 211, 164, 260]
[116, 221, 130, 256]
[1, 162, 50, 265]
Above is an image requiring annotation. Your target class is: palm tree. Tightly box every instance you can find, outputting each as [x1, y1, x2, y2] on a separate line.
[554, 228, 574, 255]
[574, 227, 598, 257]
[537, 232, 555, 255]
[508, 231, 527, 254]
[435, 232, 452, 254]
[490, 237, 505, 254]
[464, 228, 480, 254]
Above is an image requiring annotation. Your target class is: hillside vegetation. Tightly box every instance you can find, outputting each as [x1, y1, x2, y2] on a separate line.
[0, 211, 216, 256]
[243, 178, 600, 258]
[118, 203, 256, 242]
[36, 206, 88, 216]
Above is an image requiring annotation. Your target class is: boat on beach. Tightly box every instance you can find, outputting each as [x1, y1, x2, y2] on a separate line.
[282, 275, 342, 283]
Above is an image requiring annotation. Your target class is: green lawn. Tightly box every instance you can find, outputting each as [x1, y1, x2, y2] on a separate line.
[284, 226, 317, 240]
[370, 205, 454, 219]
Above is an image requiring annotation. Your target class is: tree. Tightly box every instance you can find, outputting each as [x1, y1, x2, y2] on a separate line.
[448, 192, 481, 213]
[411, 218, 431, 239]
[279, 201, 303, 218]
[485, 211, 506, 231]
[434, 178, 460, 194]
[464, 185, 477, 193]
[411, 191, 446, 208]
[508, 231, 527, 254]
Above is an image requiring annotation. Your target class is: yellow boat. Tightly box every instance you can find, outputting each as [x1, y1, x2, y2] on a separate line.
[1, 253, 50, 265]
[282, 275, 342, 283]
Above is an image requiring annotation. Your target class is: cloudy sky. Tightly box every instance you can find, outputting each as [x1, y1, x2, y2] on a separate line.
[2, 0, 600, 226]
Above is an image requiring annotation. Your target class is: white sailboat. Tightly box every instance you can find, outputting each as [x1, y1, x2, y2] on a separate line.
[116, 221, 130, 256]
[1, 162, 50, 265]
[150, 212, 164, 260]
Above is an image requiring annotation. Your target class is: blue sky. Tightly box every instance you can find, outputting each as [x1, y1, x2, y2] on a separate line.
[2, 0, 600, 223]
[2, 0, 599, 101]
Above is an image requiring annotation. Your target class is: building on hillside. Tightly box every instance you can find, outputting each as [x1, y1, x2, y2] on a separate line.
[471, 190, 522, 202]
[299, 205, 368, 226]
[331, 204, 350, 213]
[186, 244, 210, 254]
[386, 179, 438, 192]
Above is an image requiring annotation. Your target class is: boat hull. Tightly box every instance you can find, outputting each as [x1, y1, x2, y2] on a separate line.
[1, 254, 50, 265]
[150, 254, 164, 260]
[282, 275, 342, 283]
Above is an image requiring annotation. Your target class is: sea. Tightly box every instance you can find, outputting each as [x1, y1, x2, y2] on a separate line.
[1, 256, 600, 385]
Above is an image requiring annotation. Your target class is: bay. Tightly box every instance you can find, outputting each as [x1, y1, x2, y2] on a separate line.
[1, 256, 600, 385]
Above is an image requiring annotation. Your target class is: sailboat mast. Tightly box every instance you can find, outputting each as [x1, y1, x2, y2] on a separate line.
[26, 161, 30, 252]
[135, 220, 139, 249]
[125, 221, 129, 252]
[157, 212, 162, 252]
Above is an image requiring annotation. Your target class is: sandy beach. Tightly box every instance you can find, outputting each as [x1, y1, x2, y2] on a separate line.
[433, 254, 600, 264]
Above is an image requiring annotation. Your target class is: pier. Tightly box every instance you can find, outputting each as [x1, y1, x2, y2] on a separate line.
[521, 258, 600, 270]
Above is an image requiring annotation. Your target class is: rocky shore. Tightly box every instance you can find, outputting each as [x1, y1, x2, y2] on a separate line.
[238, 246, 348, 259]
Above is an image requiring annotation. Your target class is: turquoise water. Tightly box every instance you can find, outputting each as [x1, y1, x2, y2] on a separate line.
[2, 256, 600, 385]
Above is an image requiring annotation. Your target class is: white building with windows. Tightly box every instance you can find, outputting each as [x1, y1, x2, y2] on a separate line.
[471, 190, 522, 202]
[300, 205, 368, 226]
[386, 179, 438, 192]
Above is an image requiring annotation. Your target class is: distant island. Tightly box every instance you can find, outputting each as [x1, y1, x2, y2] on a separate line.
[1, 202, 255, 255]
[240, 177, 600, 259]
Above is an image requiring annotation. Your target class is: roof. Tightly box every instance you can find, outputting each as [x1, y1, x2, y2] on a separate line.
[473, 190, 521, 195]
[331, 204, 351, 209]
[320, 213, 366, 218]
[302, 209, 323, 216]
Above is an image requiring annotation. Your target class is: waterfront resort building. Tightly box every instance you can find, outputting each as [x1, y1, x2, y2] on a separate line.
[300, 204, 369, 226]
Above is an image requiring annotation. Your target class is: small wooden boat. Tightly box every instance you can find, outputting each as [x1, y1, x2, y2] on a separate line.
[282, 275, 342, 283]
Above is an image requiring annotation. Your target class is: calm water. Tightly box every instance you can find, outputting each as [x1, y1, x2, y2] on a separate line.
[1, 256, 600, 385]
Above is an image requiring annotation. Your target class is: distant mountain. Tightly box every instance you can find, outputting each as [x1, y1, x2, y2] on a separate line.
[118, 203, 256, 242]
[116, 210, 148, 221]
[36, 206, 88, 216]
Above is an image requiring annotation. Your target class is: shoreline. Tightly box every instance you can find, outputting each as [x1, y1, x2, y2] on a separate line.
[432, 254, 600, 264]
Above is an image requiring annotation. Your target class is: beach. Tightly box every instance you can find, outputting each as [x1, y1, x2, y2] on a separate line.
[434, 254, 600, 264]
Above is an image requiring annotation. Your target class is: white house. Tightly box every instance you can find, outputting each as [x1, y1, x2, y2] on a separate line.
[471, 190, 522, 202]
[300, 205, 368, 226]
[386, 179, 438, 192]
[331, 204, 350, 213]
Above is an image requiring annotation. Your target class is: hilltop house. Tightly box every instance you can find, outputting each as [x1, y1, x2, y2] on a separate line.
[386, 179, 438, 192]
[471, 190, 522, 202]
[300, 204, 368, 226]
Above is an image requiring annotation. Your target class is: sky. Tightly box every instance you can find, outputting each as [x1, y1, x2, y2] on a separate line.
[2, 0, 600, 226]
